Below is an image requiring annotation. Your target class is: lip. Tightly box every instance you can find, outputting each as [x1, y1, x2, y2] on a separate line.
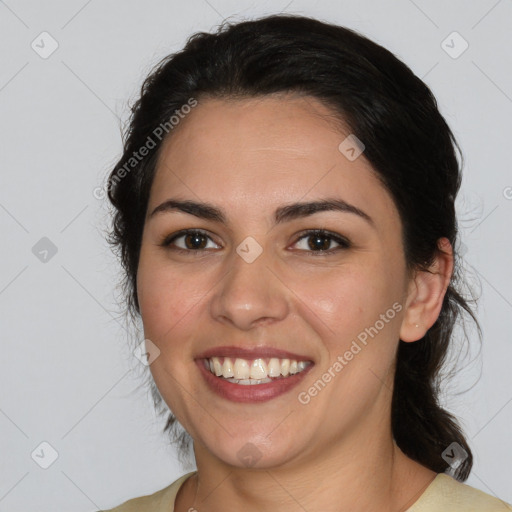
[196, 358, 314, 403]
[196, 345, 313, 363]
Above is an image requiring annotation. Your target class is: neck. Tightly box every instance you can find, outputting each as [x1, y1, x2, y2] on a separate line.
[175, 426, 436, 512]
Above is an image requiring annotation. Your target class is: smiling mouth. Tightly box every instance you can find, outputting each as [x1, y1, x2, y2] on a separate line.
[202, 356, 313, 385]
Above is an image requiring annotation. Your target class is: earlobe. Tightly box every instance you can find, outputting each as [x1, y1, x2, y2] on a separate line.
[399, 238, 454, 343]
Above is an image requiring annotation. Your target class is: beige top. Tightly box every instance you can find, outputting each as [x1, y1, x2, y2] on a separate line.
[102, 471, 512, 511]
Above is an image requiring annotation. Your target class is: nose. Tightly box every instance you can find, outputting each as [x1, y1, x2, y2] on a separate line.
[209, 246, 289, 331]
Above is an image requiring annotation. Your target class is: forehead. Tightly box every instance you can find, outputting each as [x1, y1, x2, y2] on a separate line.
[158, 94, 357, 165]
[149, 95, 399, 230]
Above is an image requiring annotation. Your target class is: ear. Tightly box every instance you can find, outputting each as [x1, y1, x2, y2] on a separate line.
[399, 238, 454, 343]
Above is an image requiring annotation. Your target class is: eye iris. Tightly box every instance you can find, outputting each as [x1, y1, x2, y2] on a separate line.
[185, 232, 207, 250]
[308, 234, 331, 251]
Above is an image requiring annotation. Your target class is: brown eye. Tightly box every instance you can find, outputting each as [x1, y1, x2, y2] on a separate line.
[293, 229, 350, 255]
[182, 232, 208, 250]
[161, 229, 220, 252]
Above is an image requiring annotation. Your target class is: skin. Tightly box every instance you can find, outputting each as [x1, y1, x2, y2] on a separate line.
[136, 94, 453, 512]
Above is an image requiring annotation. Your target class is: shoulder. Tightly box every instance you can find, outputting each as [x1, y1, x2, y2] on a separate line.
[407, 473, 512, 512]
[99, 471, 197, 512]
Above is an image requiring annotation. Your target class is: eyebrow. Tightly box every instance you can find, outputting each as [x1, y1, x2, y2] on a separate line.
[149, 197, 375, 228]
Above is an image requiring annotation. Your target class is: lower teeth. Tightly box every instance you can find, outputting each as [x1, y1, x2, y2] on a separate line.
[225, 377, 273, 385]
[216, 374, 295, 385]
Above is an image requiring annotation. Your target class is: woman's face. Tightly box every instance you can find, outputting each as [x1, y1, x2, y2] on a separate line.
[137, 95, 415, 469]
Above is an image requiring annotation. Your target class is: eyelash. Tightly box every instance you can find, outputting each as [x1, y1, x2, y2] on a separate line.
[159, 228, 351, 256]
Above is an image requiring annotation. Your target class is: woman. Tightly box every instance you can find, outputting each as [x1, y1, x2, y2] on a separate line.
[101, 14, 511, 512]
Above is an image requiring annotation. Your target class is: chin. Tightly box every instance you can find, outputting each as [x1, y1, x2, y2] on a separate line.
[198, 430, 306, 470]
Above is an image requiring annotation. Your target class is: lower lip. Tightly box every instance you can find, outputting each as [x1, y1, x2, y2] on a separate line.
[195, 359, 314, 403]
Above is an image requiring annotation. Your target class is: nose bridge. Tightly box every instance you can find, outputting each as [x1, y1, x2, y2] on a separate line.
[210, 239, 288, 329]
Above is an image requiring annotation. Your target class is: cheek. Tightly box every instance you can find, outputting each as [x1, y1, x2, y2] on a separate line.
[295, 262, 403, 354]
[137, 259, 204, 343]
[299, 267, 385, 327]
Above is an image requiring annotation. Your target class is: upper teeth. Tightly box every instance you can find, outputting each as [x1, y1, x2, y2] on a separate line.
[206, 357, 311, 380]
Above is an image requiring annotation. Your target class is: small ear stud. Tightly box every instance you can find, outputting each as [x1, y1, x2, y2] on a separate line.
[415, 324, 420, 328]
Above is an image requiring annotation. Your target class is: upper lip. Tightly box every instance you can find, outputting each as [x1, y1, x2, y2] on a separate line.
[196, 345, 314, 362]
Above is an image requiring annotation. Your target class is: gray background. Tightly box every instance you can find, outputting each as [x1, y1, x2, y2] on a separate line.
[1, 0, 511, 510]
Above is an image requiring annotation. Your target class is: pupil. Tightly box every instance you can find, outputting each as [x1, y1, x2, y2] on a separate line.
[186, 233, 206, 249]
[309, 235, 330, 251]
